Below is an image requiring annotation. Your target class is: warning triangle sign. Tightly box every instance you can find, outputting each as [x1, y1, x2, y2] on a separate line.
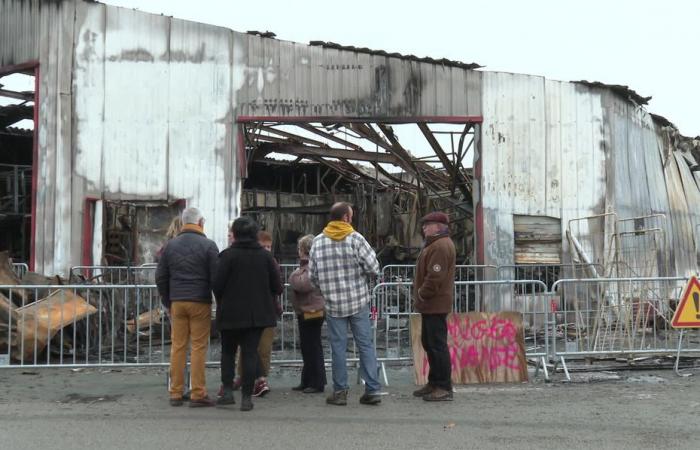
[672, 276, 700, 328]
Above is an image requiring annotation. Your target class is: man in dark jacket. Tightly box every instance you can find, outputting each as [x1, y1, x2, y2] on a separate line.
[213, 216, 283, 411]
[156, 207, 219, 407]
[413, 212, 456, 402]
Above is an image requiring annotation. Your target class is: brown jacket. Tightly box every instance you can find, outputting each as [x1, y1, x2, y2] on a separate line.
[289, 260, 325, 314]
[413, 233, 456, 314]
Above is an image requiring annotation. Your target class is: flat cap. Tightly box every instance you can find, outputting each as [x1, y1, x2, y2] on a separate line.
[420, 211, 449, 225]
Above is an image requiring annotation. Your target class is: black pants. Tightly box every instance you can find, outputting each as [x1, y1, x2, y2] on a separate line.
[421, 314, 452, 390]
[297, 316, 327, 390]
[220, 328, 264, 396]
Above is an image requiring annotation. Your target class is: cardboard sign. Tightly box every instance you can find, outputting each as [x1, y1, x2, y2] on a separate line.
[410, 312, 528, 385]
[672, 276, 700, 328]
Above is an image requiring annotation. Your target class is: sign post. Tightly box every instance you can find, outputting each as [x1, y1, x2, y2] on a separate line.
[671, 276, 700, 376]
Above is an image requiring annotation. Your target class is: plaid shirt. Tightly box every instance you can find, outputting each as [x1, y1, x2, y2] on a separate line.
[309, 231, 380, 318]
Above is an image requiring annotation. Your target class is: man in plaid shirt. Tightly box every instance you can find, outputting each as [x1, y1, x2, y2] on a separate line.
[309, 202, 382, 406]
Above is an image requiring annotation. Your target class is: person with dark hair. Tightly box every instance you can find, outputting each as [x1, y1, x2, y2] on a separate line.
[231, 230, 280, 397]
[309, 202, 382, 406]
[289, 234, 327, 393]
[213, 216, 283, 411]
[413, 212, 456, 402]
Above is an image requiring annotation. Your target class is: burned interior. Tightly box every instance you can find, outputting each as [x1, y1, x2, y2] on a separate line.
[240, 119, 479, 264]
[0, 69, 34, 266]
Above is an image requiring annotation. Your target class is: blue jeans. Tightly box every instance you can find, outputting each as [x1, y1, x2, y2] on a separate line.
[326, 303, 381, 394]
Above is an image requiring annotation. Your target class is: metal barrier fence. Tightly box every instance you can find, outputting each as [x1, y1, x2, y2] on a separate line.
[3, 276, 698, 372]
[12, 263, 28, 279]
[371, 280, 550, 364]
[549, 277, 700, 362]
[1, 284, 165, 367]
[69, 265, 157, 285]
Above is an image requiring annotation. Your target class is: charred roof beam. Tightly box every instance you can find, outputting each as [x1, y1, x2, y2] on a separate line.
[256, 142, 400, 165]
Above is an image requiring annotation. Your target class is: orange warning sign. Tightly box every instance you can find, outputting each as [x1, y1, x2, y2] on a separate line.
[672, 276, 700, 328]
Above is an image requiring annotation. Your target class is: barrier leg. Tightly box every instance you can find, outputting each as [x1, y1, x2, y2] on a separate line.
[534, 356, 550, 382]
[560, 356, 571, 382]
[674, 330, 692, 378]
[380, 362, 389, 386]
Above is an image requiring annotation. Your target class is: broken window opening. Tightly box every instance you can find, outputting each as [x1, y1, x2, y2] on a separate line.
[101, 200, 185, 267]
[0, 69, 36, 268]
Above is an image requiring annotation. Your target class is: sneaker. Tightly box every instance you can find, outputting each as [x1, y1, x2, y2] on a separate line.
[292, 384, 306, 391]
[169, 398, 184, 407]
[232, 377, 242, 391]
[253, 379, 270, 397]
[216, 387, 235, 406]
[326, 389, 348, 406]
[412, 384, 434, 397]
[189, 396, 216, 407]
[422, 388, 453, 402]
[359, 392, 382, 405]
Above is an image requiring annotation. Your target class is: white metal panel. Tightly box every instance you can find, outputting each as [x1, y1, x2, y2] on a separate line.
[308, 43, 326, 116]
[231, 31, 248, 115]
[339, 49, 359, 116]
[544, 79, 562, 218]
[434, 64, 450, 115]
[102, 6, 169, 198]
[73, 1, 106, 193]
[278, 40, 296, 115]
[418, 62, 436, 117]
[324, 48, 342, 116]
[261, 37, 280, 116]
[449, 67, 467, 115]
[166, 18, 233, 251]
[292, 42, 311, 116]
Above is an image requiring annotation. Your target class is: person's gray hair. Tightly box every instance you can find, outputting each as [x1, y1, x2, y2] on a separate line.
[181, 207, 203, 225]
[297, 234, 315, 256]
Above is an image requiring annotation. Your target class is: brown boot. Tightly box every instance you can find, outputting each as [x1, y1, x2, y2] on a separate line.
[412, 384, 434, 397]
[423, 388, 453, 402]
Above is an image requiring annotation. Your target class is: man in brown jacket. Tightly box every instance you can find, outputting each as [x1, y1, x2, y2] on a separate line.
[413, 211, 456, 401]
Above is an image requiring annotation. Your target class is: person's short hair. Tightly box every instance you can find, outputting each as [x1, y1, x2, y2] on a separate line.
[297, 234, 314, 256]
[181, 207, 203, 225]
[232, 216, 260, 241]
[258, 230, 273, 243]
[329, 202, 352, 221]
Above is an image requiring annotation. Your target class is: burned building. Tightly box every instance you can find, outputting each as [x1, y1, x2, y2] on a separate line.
[1, 0, 699, 286]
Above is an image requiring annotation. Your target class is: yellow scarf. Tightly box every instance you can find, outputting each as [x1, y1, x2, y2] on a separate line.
[323, 221, 354, 241]
[180, 223, 205, 235]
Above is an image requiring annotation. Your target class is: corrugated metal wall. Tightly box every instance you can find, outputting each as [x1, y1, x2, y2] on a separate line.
[231, 32, 482, 118]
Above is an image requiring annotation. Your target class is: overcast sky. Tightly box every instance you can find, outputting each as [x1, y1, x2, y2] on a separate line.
[101, 0, 697, 137]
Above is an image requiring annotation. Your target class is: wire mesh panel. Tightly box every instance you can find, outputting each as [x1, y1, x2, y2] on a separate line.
[69, 265, 158, 285]
[550, 277, 700, 359]
[615, 214, 668, 278]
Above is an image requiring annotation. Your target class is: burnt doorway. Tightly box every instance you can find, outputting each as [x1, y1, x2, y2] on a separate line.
[0, 64, 37, 267]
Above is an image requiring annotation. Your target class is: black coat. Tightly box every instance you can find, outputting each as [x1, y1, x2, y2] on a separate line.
[155, 229, 219, 308]
[213, 239, 284, 330]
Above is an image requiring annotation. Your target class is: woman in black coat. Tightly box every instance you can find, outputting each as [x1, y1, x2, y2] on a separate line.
[213, 217, 283, 411]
